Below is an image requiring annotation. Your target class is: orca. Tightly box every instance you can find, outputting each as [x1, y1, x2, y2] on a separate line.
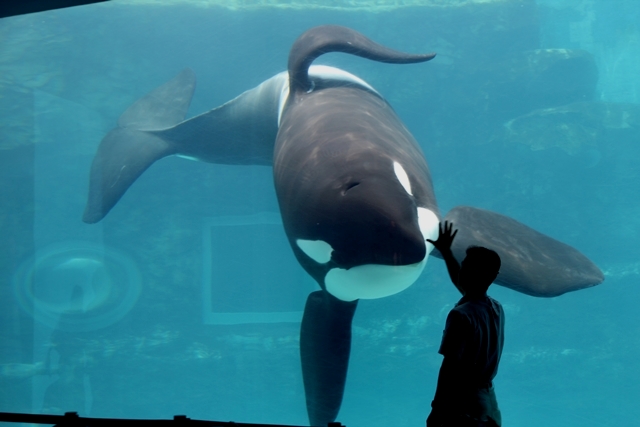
[83, 25, 604, 426]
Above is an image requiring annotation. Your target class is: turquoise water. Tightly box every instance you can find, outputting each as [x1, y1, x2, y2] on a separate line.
[0, 1, 639, 426]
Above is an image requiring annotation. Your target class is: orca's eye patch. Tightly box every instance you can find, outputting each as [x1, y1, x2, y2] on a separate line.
[393, 161, 413, 196]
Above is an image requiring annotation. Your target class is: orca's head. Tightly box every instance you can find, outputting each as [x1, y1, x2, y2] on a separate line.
[274, 70, 440, 301]
[285, 155, 439, 302]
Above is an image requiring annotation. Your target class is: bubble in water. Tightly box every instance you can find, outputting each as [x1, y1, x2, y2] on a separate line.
[13, 242, 142, 332]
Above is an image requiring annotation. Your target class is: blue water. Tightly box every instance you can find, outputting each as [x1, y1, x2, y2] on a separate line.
[0, 1, 639, 426]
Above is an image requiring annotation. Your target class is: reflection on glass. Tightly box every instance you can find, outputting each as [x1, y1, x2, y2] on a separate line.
[13, 242, 141, 332]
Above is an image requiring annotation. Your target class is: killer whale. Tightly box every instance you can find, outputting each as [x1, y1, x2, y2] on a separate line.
[83, 26, 604, 426]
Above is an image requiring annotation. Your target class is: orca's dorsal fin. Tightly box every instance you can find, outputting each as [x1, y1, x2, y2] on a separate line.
[287, 25, 436, 94]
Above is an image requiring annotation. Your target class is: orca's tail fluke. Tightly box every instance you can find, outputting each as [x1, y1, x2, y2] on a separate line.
[83, 69, 196, 223]
[287, 25, 436, 94]
[300, 290, 358, 427]
[435, 206, 604, 297]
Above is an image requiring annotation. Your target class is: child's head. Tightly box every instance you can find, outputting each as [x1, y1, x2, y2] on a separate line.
[458, 246, 501, 296]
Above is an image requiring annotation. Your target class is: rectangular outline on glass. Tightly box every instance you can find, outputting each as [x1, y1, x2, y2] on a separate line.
[202, 212, 305, 325]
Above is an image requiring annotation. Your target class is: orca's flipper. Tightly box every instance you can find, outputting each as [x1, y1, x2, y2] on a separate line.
[83, 69, 196, 223]
[439, 206, 604, 297]
[300, 290, 358, 427]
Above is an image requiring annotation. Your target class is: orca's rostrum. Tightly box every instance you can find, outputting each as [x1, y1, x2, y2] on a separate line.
[83, 25, 604, 427]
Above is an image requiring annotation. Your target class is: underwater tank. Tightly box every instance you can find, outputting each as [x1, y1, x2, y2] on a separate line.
[0, 0, 638, 426]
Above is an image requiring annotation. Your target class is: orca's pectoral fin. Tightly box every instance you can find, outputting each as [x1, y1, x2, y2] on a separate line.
[83, 69, 196, 224]
[300, 290, 358, 427]
[440, 206, 604, 297]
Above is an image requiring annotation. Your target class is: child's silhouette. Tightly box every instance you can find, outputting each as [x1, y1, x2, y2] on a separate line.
[426, 221, 504, 427]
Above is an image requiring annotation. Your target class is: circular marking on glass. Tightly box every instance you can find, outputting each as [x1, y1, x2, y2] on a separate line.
[13, 242, 142, 332]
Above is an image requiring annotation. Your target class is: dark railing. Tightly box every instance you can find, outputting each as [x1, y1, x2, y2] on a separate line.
[0, 412, 345, 427]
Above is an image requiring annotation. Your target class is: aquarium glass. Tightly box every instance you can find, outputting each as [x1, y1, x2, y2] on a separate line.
[0, 0, 638, 426]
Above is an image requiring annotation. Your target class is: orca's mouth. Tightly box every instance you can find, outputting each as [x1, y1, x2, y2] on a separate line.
[321, 207, 440, 302]
[324, 260, 427, 301]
